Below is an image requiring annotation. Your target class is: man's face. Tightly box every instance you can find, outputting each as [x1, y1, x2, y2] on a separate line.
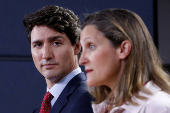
[31, 26, 79, 82]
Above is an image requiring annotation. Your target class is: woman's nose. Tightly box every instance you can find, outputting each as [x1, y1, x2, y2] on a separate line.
[79, 51, 88, 66]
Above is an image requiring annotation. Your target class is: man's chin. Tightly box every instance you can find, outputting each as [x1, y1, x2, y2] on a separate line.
[43, 72, 60, 80]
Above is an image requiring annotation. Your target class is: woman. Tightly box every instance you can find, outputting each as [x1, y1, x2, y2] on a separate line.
[79, 9, 170, 113]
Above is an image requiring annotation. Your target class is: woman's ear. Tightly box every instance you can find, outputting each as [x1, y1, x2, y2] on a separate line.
[117, 40, 132, 59]
[74, 40, 81, 55]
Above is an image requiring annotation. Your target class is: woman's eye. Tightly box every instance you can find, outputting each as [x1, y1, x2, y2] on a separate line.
[89, 44, 95, 50]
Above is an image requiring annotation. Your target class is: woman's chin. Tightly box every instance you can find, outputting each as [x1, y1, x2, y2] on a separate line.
[87, 80, 100, 87]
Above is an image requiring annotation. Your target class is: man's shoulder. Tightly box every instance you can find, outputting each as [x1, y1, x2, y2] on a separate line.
[59, 73, 93, 113]
[68, 72, 87, 87]
[69, 72, 88, 95]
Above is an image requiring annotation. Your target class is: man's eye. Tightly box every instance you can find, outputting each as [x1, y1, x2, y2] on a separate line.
[34, 43, 42, 48]
[54, 42, 61, 45]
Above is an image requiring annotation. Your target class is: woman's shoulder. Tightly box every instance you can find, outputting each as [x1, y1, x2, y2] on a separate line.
[120, 81, 170, 113]
[145, 90, 170, 106]
[145, 81, 170, 104]
[141, 87, 170, 113]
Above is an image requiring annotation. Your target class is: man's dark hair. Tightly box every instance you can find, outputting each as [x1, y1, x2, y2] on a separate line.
[23, 5, 81, 45]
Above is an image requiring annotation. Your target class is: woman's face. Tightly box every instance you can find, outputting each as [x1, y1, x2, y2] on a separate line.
[79, 25, 121, 88]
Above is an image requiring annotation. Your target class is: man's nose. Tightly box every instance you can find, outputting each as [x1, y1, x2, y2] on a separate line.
[42, 44, 53, 60]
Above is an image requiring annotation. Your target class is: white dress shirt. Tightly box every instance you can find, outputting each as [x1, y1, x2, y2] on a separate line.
[92, 81, 170, 113]
[47, 67, 82, 107]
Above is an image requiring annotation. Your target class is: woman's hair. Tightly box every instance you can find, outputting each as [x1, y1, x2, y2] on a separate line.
[81, 9, 170, 108]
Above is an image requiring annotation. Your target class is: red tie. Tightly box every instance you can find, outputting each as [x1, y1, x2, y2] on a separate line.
[40, 91, 54, 113]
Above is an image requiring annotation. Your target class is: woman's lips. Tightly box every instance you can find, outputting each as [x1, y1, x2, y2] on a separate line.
[85, 69, 93, 74]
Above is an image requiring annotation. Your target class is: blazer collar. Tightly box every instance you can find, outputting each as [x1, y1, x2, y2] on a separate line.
[50, 72, 86, 113]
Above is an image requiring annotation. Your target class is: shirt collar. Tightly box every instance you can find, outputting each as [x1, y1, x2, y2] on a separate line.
[47, 67, 82, 101]
[120, 81, 161, 113]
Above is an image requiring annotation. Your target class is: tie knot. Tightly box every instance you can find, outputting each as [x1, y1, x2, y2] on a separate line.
[43, 91, 54, 102]
[40, 91, 54, 113]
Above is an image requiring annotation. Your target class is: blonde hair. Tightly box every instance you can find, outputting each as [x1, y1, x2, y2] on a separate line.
[81, 9, 170, 109]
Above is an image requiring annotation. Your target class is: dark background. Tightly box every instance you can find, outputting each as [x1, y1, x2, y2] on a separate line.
[158, 0, 170, 68]
[0, 0, 168, 113]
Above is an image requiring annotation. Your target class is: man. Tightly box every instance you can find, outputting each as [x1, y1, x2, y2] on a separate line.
[23, 5, 93, 113]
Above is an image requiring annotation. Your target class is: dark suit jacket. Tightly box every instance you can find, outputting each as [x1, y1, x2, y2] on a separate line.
[33, 72, 93, 113]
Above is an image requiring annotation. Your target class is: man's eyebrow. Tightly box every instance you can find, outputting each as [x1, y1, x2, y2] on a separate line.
[48, 36, 63, 41]
[31, 40, 42, 44]
[31, 36, 64, 44]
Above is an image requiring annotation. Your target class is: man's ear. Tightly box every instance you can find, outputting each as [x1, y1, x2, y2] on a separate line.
[74, 40, 81, 55]
[117, 40, 132, 59]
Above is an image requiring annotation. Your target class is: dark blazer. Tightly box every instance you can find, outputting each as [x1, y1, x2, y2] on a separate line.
[33, 72, 93, 113]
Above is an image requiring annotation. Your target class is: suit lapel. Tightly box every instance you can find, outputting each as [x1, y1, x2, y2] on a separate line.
[50, 72, 86, 113]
